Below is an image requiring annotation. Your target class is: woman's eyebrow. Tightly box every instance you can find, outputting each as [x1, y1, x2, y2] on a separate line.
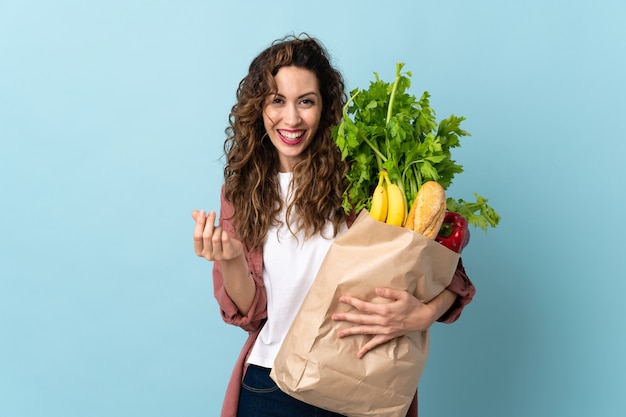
[271, 91, 318, 99]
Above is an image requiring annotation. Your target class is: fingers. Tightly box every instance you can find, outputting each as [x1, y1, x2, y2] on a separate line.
[337, 322, 391, 338]
[193, 210, 219, 259]
[335, 320, 399, 359]
[206, 212, 221, 254]
[336, 295, 370, 313]
[193, 210, 207, 255]
[374, 287, 406, 301]
[356, 334, 395, 359]
[192, 210, 243, 262]
[333, 309, 384, 326]
[335, 323, 397, 359]
[334, 305, 393, 339]
[332, 296, 383, 326]
[332, 289, 416, 359]
[191, 209, 216, 224]
[335, 291, 398, 317]
[217, 230, 234, 259]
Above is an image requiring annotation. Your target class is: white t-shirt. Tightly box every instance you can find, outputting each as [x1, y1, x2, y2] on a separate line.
[247, 172, 347, 369]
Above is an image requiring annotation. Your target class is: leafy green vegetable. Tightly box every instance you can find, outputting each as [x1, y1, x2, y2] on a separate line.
[332, 62, 500, 231]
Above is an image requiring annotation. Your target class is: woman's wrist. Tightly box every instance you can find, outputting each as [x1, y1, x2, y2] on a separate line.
[425, 290, 458, 323]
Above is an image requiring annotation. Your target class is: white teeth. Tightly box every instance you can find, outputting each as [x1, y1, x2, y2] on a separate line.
[279, 130, 304, 139]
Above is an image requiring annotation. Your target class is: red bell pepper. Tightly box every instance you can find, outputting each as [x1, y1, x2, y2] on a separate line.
[436, 211, 470, 253]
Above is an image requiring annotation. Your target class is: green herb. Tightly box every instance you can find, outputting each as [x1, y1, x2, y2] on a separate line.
[332, 62, 500, 231]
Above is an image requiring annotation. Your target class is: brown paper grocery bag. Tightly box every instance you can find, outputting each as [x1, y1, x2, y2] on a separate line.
[270, 209, 460, 417]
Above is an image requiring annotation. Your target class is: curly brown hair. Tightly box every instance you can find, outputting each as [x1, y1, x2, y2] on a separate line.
[222, 34, 348, 251]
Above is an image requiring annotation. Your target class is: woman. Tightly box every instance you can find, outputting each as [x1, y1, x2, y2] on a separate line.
[192, 34, 475, 417]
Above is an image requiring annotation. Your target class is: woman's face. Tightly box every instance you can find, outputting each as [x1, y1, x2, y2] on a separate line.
[263, 66, 322, 172]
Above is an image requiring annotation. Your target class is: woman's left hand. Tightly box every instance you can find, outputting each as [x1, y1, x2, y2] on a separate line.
[331, 288, 440, 359]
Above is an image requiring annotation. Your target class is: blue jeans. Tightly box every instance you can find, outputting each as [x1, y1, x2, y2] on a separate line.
[237, 364, 346, 417]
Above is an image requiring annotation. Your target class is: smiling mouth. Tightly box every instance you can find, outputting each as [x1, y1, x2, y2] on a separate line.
[278, 129, 305, 144]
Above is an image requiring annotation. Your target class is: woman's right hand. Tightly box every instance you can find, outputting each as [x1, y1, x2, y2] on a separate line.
[192, 210, 243, 262]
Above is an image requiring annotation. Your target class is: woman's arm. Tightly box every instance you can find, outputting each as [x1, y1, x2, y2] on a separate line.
[332, 287, 455, 358]
[437, 258, 476, 323]
[332, 260, 474, 358]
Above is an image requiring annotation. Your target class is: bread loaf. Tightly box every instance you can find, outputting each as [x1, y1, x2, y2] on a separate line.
[408, 181, 447, 239]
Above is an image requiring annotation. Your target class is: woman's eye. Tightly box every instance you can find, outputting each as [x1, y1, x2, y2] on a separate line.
[300, 99, 315, 106]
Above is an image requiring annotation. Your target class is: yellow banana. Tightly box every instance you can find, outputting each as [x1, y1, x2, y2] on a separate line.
[384, 172, 406, 226]
[369, 171, 388, 222]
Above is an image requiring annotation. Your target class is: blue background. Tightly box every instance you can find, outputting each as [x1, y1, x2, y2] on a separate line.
[1, 1, 625, 416]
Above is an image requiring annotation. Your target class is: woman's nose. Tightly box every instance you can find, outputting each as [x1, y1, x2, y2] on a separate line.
[284, 104, 301, 125]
